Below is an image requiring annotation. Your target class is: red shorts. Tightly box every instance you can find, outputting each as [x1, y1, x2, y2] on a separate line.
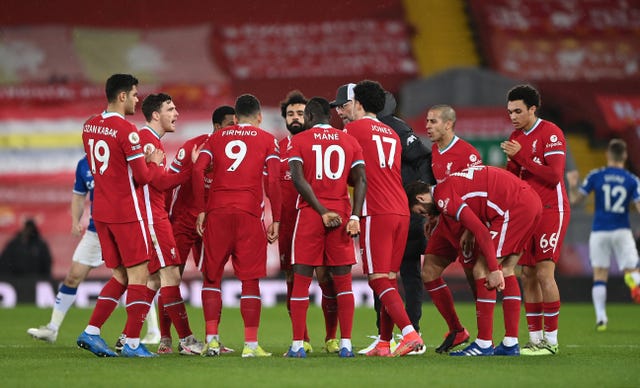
[519, 208, 570, 267]
[202, 210, 267, 281]
[489, 186, 542, 258]
[361, 214, 409, 275]
[278, 207, 298, 272]
[425, 216, 477, 270]
[171, 215, 203, 268]
[94, 220, 150, 269]
[147, 218, 182, 274]
[291, 207, 356, 267]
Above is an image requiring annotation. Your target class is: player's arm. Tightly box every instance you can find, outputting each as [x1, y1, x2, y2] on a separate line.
[265, 155, 282, 243]
[347, 163, 366, 237]
[289, 159, 341, 228]
[129, 150, 164, 186]
[70, 193, 87, 237]
[634, 200, 640, 214]
[456, 205, 499, 272]
[193, 150, 212, 236]
[510, 150, 565, 185]
[568, 181, 587, 205]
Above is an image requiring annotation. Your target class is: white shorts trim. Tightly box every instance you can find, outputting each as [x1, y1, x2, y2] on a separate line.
[71, 230, 104, 267]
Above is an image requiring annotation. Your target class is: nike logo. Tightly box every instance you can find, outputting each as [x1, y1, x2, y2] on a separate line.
[542, 247, 554, 254]
[463, 258, 473, 264]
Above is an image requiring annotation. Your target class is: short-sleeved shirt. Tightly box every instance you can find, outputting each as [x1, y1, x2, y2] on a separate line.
[579, 166, 640, 231]
[139, 126, 170, 223]
[196, 123, 280, 217]
[288, 124, 364, 215]
[82, 111, 146, 223]
[431, 135, 482, 183]
[344, 116, 408, 216]
[73, 157, 96, 232]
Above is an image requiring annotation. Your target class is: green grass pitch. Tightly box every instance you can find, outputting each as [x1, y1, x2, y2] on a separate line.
[1, 303, 639, 387]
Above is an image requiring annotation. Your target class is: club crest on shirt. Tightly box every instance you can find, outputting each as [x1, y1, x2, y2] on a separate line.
[532, 139, 538, 154]
[128, 132, 140, 144]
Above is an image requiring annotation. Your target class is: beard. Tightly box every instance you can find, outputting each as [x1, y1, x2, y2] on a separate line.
[425, 202, 439, 216]
[287, 121, 304, 135]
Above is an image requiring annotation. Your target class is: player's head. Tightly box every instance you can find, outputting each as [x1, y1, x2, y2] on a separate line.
[304, 97, 331, 128]
[507, 84, 540, 131]
[280, 90, 307, 135]
[331, 83, 356, 124]
[607, 138, 627, 164]
[105, 74, 139, 115]
[142, 93, 178, 133]
[212, 105, 236, 131]
[235, 94, 262, 124]
[353, 80, 386, 119]
[426, 104, 456, 145]
[405, 181, 439, 217]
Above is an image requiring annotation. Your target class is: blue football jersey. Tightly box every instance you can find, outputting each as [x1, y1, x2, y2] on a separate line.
[73, 157, 96, 232]
[579, 166, 640, 231]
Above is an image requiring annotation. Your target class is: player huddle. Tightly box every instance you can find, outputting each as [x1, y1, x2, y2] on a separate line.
[31, 73, 640, 358]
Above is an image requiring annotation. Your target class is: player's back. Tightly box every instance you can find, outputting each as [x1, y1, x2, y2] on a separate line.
[204, 124, 278, 216]
[438, 166, 528, 221]
[431, 136, 482, 183]
[581, 166, 640, 231]
[344, 117, 407, 216]
[82, 111, 144, 223]
[508, 119, 569, 210]
[289, 124, 362, 214]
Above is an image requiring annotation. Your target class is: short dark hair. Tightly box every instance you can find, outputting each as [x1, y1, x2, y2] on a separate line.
[280, 90, 307, 119]
[235, 94, 261, 118]
[141, 93, 172, 121]
[353, 80, 385, 114]
[305, 97, 331, 122]
[105, 74, 138, 103]
[212, 105, 235, 126]
[608, 138, 627, 162]
[405, 180, 431, 208]
[507, 84, 541, 110]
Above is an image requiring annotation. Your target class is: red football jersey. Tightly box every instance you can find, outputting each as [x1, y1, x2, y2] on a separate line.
[505, 118, 569, 212]
[82, 111, 147, 223]
[139, 126, 189, 223]
[167, 133, 211, 221]
[193, 123, 281, 219]
[344, 117, 408, 216]
[288, 124, 364, 215]
[433, 165, 541, 269]
[431, 135, 482, 183]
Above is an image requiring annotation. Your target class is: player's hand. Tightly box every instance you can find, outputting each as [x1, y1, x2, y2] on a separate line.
[460, 229, 475, 258]
[267, 221, 280, 244]
[500, 140, 521, 158]
[71, 222, 83, 237]
[485, 270, 505, 291]
[346, 219, 360, 237]
[322, 211, 342, 228]
[196, 212, 206, 237]
[146, 148, 165, 165]
[566, 170, 579, 188]
[191, 144, 203, 163]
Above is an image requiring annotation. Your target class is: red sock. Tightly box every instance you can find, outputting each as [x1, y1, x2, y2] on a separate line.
[425, 278, 464, 332]
[290, 273, 312, 341]
[241, 279, 261, 342]
[318, 279, 338, 341]
[502, 275, 521, 338]
[160, 285, 192, 339]
[370, 277, 412, 331]
[332, 273, 354, 340]
[475, 278, 496, 342]
[525, 302, 543, 332]
[124, 284, 152, 339]
[285, 279, 293, 315]
[379, 306, 394, 341]
[88, 277, 126, 328]
[543, 300, 561, 333]
[157, 291, 172, 338]
[202, 280, 222, 337]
